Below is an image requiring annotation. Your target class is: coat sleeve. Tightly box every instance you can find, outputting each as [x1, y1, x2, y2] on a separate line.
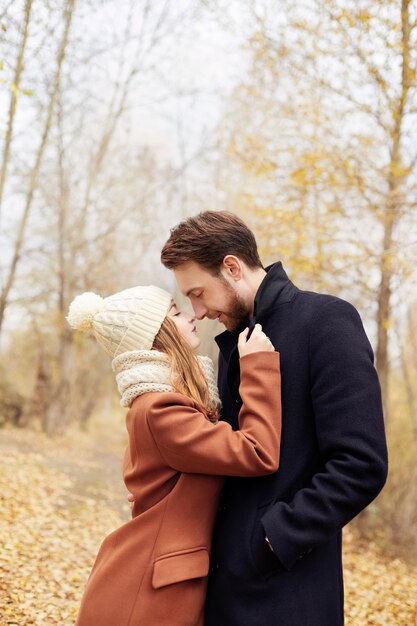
[144, 351, 281, 476]
[261, 299, 388, 570]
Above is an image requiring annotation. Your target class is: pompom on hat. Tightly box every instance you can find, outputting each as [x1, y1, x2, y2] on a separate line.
[67, 286, 172, 358]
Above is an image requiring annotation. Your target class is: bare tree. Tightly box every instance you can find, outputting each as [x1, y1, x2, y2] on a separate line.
[0, 0, 76, 334]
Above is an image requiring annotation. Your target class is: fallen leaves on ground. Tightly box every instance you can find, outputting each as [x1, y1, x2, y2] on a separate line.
[343, 530, 417, 625]
[0, 428, 416, 625]
[0, 428, 125, 626]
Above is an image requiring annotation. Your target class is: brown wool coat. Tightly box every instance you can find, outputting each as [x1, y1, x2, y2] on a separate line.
[75, 352, 281, 626]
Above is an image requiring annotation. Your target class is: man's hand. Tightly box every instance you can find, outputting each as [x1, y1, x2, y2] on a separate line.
[127, 492, 134, 511]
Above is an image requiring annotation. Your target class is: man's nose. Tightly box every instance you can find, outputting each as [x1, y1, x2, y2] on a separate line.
[192, 302, 208, 320]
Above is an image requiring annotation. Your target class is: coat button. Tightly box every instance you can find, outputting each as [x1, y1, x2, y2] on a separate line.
[297, 547, 313, 560]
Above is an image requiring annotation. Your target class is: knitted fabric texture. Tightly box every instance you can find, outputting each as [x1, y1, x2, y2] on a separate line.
[112, 349, 221, 410]
[67, 287, 172, 357]
[92, 286, 172, 357]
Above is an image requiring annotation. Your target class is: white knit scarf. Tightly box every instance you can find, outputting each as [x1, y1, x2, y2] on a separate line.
[112, 349, 221, 410]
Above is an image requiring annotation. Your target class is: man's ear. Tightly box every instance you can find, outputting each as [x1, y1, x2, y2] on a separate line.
[221, 255, 242, 281]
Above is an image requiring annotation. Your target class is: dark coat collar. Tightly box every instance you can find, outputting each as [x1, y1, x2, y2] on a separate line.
[215, 262, 298, 361]
[254, 261, 298, 319]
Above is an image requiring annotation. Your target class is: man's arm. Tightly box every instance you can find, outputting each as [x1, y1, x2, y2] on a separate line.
[261, 298, 388, 570]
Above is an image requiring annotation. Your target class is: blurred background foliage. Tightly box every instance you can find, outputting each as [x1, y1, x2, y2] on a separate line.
[0, 0, 416, 569]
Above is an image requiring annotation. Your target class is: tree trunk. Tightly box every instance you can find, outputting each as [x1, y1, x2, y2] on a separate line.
[43, 91, 73, 435]
[375, 212, 394, 413]
[375, 0, 411, 416]
[44, 327, 74, 435]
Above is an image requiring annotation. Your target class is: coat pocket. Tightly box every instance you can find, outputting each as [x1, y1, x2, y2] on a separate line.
[152, 547, 209, 589]
[250, 501, 283, 579]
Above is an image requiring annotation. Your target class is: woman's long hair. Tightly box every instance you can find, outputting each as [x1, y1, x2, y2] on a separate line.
[152, 316, 218, 422]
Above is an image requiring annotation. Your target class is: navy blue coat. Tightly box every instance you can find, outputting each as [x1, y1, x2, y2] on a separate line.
[205, 262, 388, 626]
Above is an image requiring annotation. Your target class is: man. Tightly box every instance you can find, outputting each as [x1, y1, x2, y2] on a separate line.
[160, 210, 388, 626]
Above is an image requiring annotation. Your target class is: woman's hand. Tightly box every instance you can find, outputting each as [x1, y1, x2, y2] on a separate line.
[238, 323, 275, 357]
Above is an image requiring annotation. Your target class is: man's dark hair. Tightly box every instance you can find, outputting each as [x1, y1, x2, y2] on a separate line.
[161, 211, 263, 274]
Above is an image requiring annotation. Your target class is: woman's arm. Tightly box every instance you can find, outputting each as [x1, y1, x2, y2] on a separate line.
[144, 351, 281, 477]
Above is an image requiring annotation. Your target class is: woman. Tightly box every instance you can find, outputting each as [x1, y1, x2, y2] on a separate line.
[67, 284, 281, 626]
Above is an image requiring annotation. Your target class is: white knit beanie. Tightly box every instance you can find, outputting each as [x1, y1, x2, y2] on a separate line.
[66, 286, 172, 358]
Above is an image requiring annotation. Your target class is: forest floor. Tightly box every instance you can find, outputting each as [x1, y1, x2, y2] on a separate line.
[0, 426, 416, 626]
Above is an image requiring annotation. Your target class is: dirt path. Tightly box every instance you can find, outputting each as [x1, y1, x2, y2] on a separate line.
[0, 426, 129, 517]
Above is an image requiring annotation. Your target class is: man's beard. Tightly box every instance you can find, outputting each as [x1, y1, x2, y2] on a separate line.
[219, 276, 251, 332]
